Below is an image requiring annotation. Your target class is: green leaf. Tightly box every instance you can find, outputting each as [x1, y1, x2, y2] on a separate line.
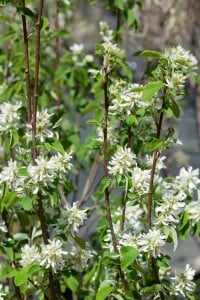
[1, 191, 18, 210]
[96, 281, 114, 300]
[21, 196, 32, 211]
[14, 272, 29, 286]
[121, 246, 139, 271]
[17, 6, 35, 18]
[139, 50, 164, 59]
[10, 129, 19, 147]
[141, 284, 162, 295]
[99, 177, 111, 193]
[17, 167, 28, 176]
[45, 138, 65, 154]
[164, 226, 178, 251]
[148, 138, 163, 151]
[142, 81, 164, 101]
[124, 9, 135, 27]
[169, 99, 181, 118]
[66, 275, 79, 293]
[114, 0, 123, 10]
[13, 233, 29, 241]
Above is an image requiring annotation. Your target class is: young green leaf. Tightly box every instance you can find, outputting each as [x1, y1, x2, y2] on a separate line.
[121, 246, 139, 271]
[96, 281, 114, 300]
[142, 81, 164, 101]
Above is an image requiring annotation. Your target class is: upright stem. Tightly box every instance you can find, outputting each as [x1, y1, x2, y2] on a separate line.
[55, 0, 61, 108]
[102, 67, 118, 253]
[32, 0, 44, 163]
[30, 2, 59, 299]
[21, 0, 32, 123]
[102, 66, 127, 291]
[146, 99, 165, 300]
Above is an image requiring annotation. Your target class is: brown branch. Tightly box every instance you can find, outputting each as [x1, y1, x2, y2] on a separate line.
[32, 0, 44, 163]
[30, 2, 60, 298]
[55, 0, 62, 108]
[102, 66, 128, 291]
[77, 151, 100, 207]
[146, 98, 166, 300]
[21, 0, 32, 123]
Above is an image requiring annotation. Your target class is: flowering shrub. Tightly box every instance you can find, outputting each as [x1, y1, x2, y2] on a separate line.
[0, 0, 199, 299]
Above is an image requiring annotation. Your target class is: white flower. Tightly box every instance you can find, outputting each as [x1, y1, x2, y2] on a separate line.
[50, 152, 73, 174]
[28, 152, 73, 193]
[96, 123, 117, 144]
[114, 203, 143, 233]
[185, 200, 200, 226]
[164, 45, 197, 73]
[109, 80, 144, 117]
[0, 101, 21, 132]
[165, 72, 186, 91]
[63, 202, 87, 234]
[99, 21, 114, 42]
[0, 160, 24, 192]
[69, 43, 84, 54]
[26, 109, 53, 142]
[155, 191, 186, 226]
[20, 244, 40, 267]
[119, 232, 139, 249]
[66, 243, 94, 272]
[176, 166, 200, 193]
[69, 43, 93, 66]
[137, 228, 166, 257]
[40, 239, 67, 273]
[28, 156, 55, 193]
[129, 167, 151, 195]
[108, 145, 137, 176]
[171, 264, 196, 297]
[102, 42, 124, 71]
[0, 221, 7, 233]
[143, 154, 167, 171]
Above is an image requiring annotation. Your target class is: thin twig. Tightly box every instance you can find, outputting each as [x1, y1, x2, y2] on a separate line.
[77, 151, 100, 207]
[21, 0, 32, 123]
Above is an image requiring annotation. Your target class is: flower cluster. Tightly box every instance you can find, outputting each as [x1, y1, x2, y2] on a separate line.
[108, 145, 137, 176]
[99, 21, 114, 43]
[164, 45, 198, 73]
[101, 42, 124, 71]
[176, 166, 200, 194]
[28, 151, 72, 194]
[185, 200, 200, 226]
[66, 240, 94, 272]
[40, 239, 68, 273]
[69, 43, 94, 67]
[163, 46, 197, 93]
[137, 228, 166, 258]
[0, 101, 21, 132]
[26, 109, 54, 143]
[20, 239, 67, 273]
[62, 201, 88, 234]
[171, 264, 196, 297]
[96, 122, 118, 145]
[155, 190, 186, 226]
[20, 244, 40, 267]
[0, 160, 24, 192]
[109, 80, 144, 117]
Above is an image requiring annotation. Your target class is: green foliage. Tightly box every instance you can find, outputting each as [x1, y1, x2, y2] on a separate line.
[0, 1, 198, 300]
